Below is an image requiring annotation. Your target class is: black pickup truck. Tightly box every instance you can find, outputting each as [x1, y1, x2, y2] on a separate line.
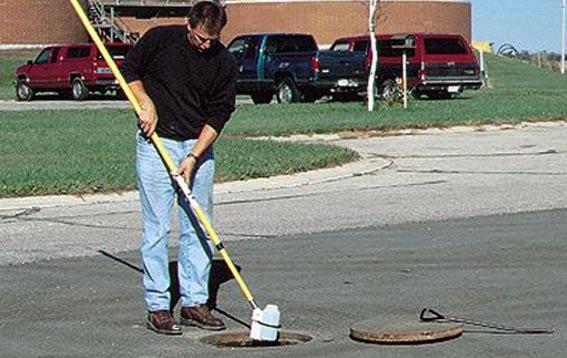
[227, 33, 337, 104]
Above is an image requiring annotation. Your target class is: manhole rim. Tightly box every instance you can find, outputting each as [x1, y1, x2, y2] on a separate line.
[200, 329, 314, 349]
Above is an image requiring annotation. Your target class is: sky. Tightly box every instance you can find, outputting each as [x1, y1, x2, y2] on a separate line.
[472, 1, 563, 53]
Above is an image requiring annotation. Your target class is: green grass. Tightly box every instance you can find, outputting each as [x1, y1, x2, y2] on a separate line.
[215, 139, 354, 182]
[0, 110, 356, 198]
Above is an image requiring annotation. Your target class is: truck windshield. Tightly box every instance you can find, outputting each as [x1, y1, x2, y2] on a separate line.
[331, 40, 369, 53]
[425, 39, 467, 55]
[331, 42, 350, 52]
[97, 45, 132, 60]
[34, 48, 52, 65]
[228, 38, 248, 55]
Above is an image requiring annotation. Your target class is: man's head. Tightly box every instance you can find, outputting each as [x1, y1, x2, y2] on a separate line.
[187, 1, 227, 51]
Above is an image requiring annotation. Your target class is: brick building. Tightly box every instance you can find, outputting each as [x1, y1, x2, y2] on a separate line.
[0, 0, 89, 46]
[0, 0, 471, 48]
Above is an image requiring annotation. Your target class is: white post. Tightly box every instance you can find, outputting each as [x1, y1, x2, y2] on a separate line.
[402, 51, 407, 109]
[479, 50, 486, 87]
[367, 0, 378, 111]
[479, 50, 484, 75]
[562, 0, 566, 74]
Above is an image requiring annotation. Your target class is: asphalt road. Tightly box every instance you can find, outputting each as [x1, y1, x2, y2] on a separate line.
[1, 122, 566, 357]
[1, 211, 564, 357]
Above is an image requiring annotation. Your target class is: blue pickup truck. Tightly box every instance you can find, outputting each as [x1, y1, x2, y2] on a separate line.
[227, 33, 336, 104]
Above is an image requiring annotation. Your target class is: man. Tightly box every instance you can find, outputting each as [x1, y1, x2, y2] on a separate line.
[122, 1, 237, 336]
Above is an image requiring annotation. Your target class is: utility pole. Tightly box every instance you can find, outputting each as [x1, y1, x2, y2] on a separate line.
[562, 0, 566, 74]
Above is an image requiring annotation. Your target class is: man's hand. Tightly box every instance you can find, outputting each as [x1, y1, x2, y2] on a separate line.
[139, 101, 158, 137]
[173, 125, 219, 185]
[176, 154, 198, 184]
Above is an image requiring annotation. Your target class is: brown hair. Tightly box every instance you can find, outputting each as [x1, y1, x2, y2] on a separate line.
[187, 1, 227, 34]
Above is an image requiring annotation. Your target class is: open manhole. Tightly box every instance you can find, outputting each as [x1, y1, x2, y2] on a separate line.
[201, 331, 313, 348]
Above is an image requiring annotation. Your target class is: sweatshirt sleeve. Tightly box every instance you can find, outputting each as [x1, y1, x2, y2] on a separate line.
[122, 27, 161, 83]
[205, 52, 238, 133]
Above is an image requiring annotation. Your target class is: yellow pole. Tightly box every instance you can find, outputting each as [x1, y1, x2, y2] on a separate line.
[69, 0, 257, 308]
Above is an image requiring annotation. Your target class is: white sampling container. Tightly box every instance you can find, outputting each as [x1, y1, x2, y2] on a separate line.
[250, 304, 281, 341]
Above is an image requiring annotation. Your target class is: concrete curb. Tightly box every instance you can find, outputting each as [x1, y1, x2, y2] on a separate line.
[4, 120, 561, 212]
[0, 156, 392, 212]
[255, 120, 567, 142]
[215, 156, 392, 194]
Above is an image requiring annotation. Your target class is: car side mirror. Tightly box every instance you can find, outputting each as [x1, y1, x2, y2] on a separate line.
[27, 60, 33, 65]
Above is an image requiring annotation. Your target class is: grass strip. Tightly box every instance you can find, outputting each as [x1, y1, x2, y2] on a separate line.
[0, 110, 356, 198]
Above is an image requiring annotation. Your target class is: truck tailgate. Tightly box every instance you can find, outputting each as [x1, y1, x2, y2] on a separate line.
[318, 50, 367, 84]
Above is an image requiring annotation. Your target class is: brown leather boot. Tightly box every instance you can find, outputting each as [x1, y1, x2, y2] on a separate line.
[180, 304, 226, 331]
[147, 310, 182, 336]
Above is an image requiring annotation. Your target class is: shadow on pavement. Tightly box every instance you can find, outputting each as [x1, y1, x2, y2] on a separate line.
[97, 250, 241, 315]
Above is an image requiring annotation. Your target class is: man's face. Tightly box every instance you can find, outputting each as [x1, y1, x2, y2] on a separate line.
[187, 23, 219, 52]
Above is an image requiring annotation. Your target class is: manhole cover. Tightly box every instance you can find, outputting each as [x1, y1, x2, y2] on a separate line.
[201, 330, 312, 348]
[350, 316, 463, 345]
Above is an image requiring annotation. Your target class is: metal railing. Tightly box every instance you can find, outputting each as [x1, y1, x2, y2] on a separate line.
[88, 0, 140, 43]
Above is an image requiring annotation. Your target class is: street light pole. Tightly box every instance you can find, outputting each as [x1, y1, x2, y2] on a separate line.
[562, 0, 566, 74]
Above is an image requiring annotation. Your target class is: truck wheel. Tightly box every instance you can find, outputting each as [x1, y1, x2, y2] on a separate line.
[251, 92, 273, 104]
[276, 78, 301, 104]
[72, 79, 89, 101]
[380, 79, 401, 103]
[16, 81, 34, 101]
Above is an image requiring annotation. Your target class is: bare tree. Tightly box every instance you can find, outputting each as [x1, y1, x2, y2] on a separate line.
[367, 0, 381, 111]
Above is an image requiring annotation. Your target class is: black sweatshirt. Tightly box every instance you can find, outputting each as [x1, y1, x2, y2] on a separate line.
[122, 25, 237, 140]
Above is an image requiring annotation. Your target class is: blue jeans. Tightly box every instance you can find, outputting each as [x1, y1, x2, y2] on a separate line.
[136, 132, 214, 312]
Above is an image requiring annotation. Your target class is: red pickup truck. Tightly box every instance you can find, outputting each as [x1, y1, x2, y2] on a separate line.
[15, 42, 132, 101]
[319, 33, 482, 100]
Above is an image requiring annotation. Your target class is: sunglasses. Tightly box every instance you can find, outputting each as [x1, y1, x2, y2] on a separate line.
[191, 28, 219, 45]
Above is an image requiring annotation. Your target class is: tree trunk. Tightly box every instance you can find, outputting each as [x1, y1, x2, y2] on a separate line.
[367, 0, 379, 111]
